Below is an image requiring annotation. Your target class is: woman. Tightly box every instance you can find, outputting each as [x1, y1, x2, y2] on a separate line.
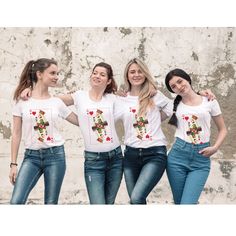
[10, 58, 79, 204]
[61, 62, 124, 204]
[115, 58, 173, 204]
[165, 68, 227, 204]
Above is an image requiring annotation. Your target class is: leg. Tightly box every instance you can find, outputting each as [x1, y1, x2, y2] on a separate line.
[123, 151, 141, 199]
[167, 147, 189, 204]
[84, 159, 106, 204]
[180, 153, 210, 204]
[10, 158, 42, 204]
[130, 150, 167, 204]
[44, 148, 66, 204]
[105, 157, 123, 204]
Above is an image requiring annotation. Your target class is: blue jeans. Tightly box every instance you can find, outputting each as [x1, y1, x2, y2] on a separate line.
[124, 145, 167, 204]
[167, 138, 211, 204]
[84, 146, 123, 204]
[10, 145, 66, 204]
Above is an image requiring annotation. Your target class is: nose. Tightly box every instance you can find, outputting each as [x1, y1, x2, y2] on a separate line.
[176, 84, 182, 90]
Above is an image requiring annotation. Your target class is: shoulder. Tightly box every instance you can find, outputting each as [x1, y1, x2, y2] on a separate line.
[201, 96, 219, 106]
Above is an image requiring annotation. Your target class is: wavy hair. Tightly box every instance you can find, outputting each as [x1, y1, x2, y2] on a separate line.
[124, 58, 157, 116]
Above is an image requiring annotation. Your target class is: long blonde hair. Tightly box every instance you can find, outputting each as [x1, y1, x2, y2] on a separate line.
[124, 58, 157, 116]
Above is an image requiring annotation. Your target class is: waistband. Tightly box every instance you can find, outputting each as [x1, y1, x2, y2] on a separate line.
[175, 137, 210, 149]
[84, 146, 122, 160]
[25, 145, 64, 155]
[125, 145, 166, 152]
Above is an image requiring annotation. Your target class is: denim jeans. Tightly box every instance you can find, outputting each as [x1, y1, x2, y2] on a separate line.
[124, 145, 167, 204]
[167, 138, 211, 204]
[84, 146, 123, 204]
[10, 145, 66, 204]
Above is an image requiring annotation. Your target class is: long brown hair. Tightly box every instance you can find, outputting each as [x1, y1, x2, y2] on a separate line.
[124, 58, 157, 116]
[91, 62, 117, 94]
[13, 58, 57, 100]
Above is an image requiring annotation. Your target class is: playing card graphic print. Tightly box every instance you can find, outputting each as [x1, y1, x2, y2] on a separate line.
[72, 90, 120, 152]
[12, 97, 72, 149]
[174, 97, 222, 144]
[87, 108, 113, 144]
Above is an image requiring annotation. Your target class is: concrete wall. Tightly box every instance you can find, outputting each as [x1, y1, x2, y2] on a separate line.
[0, 27, 235, 204]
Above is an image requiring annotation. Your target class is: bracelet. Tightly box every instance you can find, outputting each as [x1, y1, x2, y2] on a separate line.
[10, 163, 18, 168]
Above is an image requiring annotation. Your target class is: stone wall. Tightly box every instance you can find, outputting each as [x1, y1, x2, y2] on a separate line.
[0, 27, 235, 204]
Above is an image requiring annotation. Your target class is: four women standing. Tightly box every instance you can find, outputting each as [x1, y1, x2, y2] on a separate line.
[9, 58, 227, 204]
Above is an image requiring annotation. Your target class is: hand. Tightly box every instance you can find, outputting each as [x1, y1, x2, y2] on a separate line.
[199, 146, 217, 157]
[115, 88, 128, 97]
[67, 90, 77, 94]
[20, 87, 32, 100]
[150, 88, 157, 97]
[9, 166, 18, 185]
[199, 89, 216, 101]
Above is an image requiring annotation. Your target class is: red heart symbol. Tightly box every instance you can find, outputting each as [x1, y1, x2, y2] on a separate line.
[89, 111, 94, 116]
[184, 116, 189, 121]
[132, 109, 136, 113]
[32, 112, 36, 116]
[47, 137, 51, 141]
[106, 137, 111, 141]
[146, 134, 149, 138]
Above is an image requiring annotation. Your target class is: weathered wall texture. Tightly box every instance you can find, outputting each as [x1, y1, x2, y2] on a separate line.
[0, 27, 236, 204]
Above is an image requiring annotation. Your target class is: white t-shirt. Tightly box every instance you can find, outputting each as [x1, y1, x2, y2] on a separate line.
[175, 97, 222, 144]
[12, 97, 72, 150]
[72, 91, 120, 152]
[115, 91, 173, 148]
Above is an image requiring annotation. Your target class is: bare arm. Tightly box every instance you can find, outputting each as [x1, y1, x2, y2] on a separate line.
[9, 116, 22, 185]
[199, 114, 227, 157]
[20, 87, 75, 107]
[160, 110, 168, 122]
[57, 94, 74, 106]
[66, 112, 79, 126]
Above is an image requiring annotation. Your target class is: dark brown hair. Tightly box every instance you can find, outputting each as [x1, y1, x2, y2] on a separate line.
[13, 58, 57, 100]
[165, 68, 192, 127]
[92, 62, 117, 94]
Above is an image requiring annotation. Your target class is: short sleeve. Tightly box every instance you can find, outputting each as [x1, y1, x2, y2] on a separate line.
[57, 98, 73, 119]
[153, 91, 173, 117]
[210, 100, 222, 116]
[12, 101, 22, 117]
[113, 95, 125, 121]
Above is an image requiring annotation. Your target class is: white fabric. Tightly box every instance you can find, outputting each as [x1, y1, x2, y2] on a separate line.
[72, 91, 120, 152]
[175, 97, 222, 144]
[115, 91, 172, 148]
[12, 97, 72, 150]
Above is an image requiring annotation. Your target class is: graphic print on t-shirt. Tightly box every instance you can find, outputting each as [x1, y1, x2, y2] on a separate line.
[30, 109, 54, 143]
[182, 114, 203, 144]
[130, 107, 152, 141]
[87, 108, 113, 144]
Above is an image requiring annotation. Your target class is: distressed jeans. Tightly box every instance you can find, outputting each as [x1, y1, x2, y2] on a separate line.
[124, 145, 167, 204]
[167, 138, 211, 204]
[84, 146, 123, 204]
[10, 145, 66, 204]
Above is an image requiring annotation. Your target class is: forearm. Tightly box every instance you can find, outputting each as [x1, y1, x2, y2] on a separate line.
[66, 112, 79, 126]
[11, 132, 22, 163]
[212, 128, 227, 150]
[57, 94, 74, 106]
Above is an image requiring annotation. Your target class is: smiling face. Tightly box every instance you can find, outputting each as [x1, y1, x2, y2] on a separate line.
[36, 63, 59, 87]
[127, 63, 146, 88]
[168, 75, 192, 96]
[90, 66, 111, 90]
